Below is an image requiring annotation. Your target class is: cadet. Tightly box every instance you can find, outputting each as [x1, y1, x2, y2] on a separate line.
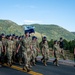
[15, 36, 19, 63]
[31, 36, 40, 66]
[6, 35, 14, 66]
[41, 36, 49, 66]
[0, 35, 3, 67]
[1, 33, 7, 64]
[17, 36, 22, 65]
[53, 40, 61, 66]
[17, 31, 32, 72]
[12, 34, 16, 63]
[35, 37, 40, 62]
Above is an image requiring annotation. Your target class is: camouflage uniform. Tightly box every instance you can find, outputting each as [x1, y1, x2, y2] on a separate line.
[36, 40, 40, 58]
[22, 36, 32, 71]
[41, 40, 49, 66]
[6, 39, 13, 66]
[2, 37, 7, 64]
[12, 38, 17, 62]
[17, 39, 22, 64]
[31, 39, 37, 65]
[53, 41, 61, 66]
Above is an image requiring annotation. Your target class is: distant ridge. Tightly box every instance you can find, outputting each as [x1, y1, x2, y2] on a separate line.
[0, 19, 75, 40]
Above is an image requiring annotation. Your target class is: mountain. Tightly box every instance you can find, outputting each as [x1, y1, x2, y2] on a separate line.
[0, 19, 24, 35]
[72, 32, 75, 35]
[0, 19, 75, 40]
[23, 24, 75, 40]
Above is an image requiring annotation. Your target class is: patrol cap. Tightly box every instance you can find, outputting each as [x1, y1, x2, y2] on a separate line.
[60, 37, 63, 40]
[32, 36, 36, 40]
[42, 36, 47, 41]
[21, 35, 24, 38]
[25, 31, 29, 34]
[8, 34, 12, 37]
[12, 34, 15, 36]
[15, 36, 18, 39]
[5, 35, 9, 39]
[1, 33, 5, 36]
[54, 40, 57, 44]
[43, 36, 47, 39]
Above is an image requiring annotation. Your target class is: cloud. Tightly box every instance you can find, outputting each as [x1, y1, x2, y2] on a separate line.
[24, 20, 42, 24]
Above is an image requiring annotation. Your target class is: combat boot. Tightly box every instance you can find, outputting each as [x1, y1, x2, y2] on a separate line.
[56, 59, 59, 66]
[41, 57, 44, 63]
[43, 61, 47, 66]
[23, 66, 27, 72]
[32, 62, 36, 66]
[26, 66, 32, 72]
[53, 59, 56, 65]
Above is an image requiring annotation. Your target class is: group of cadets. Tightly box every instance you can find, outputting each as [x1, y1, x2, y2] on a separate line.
[0, 32, 66, 72]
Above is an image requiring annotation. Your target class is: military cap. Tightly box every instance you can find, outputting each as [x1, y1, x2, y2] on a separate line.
[1, 33, 5, 36]
[32, 36, 36, 40]
[54, 40, 57, 44]
[25, 30, 29, 34]
[12, 34, 15, 36]
[15, 36, 18, 39]
[60, 37, 63, 40]
[43, 36, 46, 39]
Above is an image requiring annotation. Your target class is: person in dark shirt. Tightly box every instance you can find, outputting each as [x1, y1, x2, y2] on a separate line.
[59, 37, 66, 60]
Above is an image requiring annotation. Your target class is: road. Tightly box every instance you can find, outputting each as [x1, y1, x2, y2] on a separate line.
[0, 61, 75, 75]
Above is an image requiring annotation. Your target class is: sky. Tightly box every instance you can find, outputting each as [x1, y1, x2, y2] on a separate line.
[0, 0, 75, 31]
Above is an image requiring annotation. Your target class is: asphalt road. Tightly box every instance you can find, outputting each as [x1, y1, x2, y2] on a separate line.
[0, 61, 75, 75]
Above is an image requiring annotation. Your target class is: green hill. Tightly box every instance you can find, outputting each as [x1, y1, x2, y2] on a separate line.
[23, 24, 75, 40]
[72, 32, 75, 35]
[0, 19, 24, 35]
[0, 19, 75, 40]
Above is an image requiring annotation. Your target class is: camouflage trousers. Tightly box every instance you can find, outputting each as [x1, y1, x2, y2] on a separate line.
[54, 50, 60, 60]
[6, 50, 13, 63]
[60, 48, 66, 60]
[31, 48, 37, 63]
[42, 49, 49, 62]
[22, 48, 31, 67]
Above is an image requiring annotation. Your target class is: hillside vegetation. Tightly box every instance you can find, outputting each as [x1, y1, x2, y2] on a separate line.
[0, 20, 75, 40]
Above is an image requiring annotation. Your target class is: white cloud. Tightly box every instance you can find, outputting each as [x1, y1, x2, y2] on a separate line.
[24, 20, 42, 24]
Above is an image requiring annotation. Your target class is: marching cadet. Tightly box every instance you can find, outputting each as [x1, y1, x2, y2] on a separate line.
[1, 33, 7, 64]
[31, 36, 40, 66]
[0, 35, 3, 67]
[35, 37, 40, 62]
[17, 36, 22, 65]
[15, 36, 19, 63]
[12, 34, 16, 63]
[41, 36, 49, 66]
[53, 40, 61, 66]
[59, 37, 66, 60]
[23, 31, 32, 71]
[17, 31, 32, 72]
[6, 35, 14, 67]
